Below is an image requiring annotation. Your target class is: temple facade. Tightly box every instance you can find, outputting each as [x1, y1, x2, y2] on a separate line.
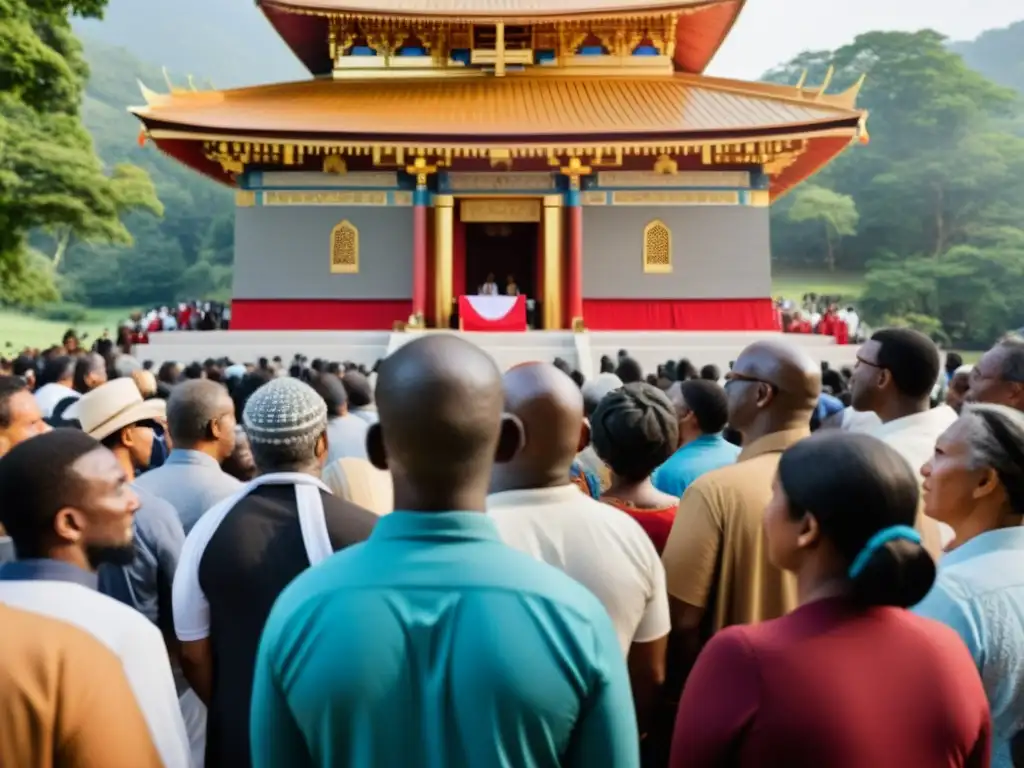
[132, 0, 867, 332]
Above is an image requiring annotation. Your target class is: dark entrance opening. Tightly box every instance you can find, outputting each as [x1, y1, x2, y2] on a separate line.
[465, 222, 538, 300]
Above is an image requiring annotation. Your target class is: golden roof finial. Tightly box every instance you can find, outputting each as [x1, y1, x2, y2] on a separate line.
[135, 79, 172, 107]
[815, 65, 835, 98]
[795, 69, 808, 90]
[835, 73, 868, 109]
[187, 75, 198, 92]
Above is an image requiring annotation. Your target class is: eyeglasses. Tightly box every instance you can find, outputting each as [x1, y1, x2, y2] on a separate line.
[855, 356, 884, 370]
[724, 372, 779, 394]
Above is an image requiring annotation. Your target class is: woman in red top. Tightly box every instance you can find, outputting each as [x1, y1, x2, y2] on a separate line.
[590, 382, 680, 553]
[671, 431, 991, 768]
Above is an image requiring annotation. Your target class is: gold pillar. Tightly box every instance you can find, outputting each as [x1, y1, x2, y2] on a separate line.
[434, 195, 455, 329]
[543, 194, 563, 330]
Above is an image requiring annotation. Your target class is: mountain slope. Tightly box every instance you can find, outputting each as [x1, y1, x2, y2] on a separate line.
[73, 0, 306, 89]
[951, 21, 1024, 95]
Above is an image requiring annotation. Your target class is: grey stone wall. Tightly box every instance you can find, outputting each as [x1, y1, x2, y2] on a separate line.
[233, 206, 414, 300]
[581, 206, 771, 299]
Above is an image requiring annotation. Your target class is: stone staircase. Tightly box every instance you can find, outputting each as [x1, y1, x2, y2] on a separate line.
[137, 329, 855, 379]
[585, 331, 858, 379]
[388, 330, 582, 372]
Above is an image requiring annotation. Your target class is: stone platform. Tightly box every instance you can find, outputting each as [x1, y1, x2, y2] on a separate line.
[138, 329, 858, 378]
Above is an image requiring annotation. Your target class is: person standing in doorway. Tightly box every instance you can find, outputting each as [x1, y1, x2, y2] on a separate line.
[479, 272, 499, 296]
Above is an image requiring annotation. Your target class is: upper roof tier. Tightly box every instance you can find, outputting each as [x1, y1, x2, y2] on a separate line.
[260, 0, 745, 75]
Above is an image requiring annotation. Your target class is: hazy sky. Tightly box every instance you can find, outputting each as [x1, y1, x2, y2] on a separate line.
[708, 1, 1023, 79]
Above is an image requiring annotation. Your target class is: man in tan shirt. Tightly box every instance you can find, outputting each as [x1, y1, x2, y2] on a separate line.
[0, 604, 163, 768]
[662, 341, 820, 669]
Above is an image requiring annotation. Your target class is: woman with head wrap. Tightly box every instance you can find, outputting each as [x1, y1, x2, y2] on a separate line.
[590, 382, 680, 553]
[915, 404, 1024, 768]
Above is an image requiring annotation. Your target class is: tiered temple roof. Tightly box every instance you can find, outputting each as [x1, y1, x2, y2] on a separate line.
[132, 0, 866, 200]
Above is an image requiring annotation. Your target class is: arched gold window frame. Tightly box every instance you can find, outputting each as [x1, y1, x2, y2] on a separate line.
[642, 219, 672, 274]
[330, 220, 360, 274]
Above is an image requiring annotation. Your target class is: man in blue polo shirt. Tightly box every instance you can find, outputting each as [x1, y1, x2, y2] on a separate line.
[251, 335, 638, 768]
[654, 379, 739, 497]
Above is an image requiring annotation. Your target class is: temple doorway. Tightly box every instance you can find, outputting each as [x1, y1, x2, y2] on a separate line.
[465, 222, 538, 300]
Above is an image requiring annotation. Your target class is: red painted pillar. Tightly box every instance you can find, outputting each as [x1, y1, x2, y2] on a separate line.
[566, 184, 584, 328]
[412, 184, 429, 324]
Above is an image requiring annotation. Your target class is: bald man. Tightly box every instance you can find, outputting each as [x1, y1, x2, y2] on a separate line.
[489, 363, 670, 734]
[660, 341, 819, 710]
[250, 337, 640, 768]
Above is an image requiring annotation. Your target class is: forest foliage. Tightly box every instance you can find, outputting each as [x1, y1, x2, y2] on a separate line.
[767, 29, 1024, 347]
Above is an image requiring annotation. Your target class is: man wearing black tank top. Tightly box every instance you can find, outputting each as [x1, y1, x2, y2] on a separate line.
[172, 375, 376, 768]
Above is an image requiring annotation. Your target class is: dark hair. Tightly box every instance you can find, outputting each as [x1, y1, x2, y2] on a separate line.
[945, 352, 964, 375]
[167, 379, 230, 446]
[72, 354, 105, 394]
[12, 356, 35, 380]
[599, 355, 615, 374]
[778, 431, 935, 608]
[38, 355, 75, 387]
[699, 364, 720, 382]
[310, 373, 347, 414]
[871, 328, 940, 399]
[183, 362, 204, 380]
[0, 376, 30, 428]
[677, 359, 698, 381]
[591, 383, 678, 483]
[570, 370, 585, 388]
[232, 370, 273, 421]
[679, 380, 729, 434]
[0, 429, 102, 558]
[341, 371, 373, 408]
[822, 369, 847, 396]
[615, 356, 643, 385]
[157, 361, 179, 385]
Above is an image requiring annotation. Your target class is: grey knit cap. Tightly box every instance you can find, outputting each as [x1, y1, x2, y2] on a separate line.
[243, 377, 328, 447]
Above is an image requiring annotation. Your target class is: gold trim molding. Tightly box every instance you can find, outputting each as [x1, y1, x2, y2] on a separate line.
[235, 191, 256, 207]
[264, 191, 388, 206]
[461, 198, 541, 223]
[598, 170, 750, 188]
[449, 173, 554, 191]
[611, 190, 740, 206]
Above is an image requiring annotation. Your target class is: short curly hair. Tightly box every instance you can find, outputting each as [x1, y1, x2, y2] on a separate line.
[590, 382, 678, 483]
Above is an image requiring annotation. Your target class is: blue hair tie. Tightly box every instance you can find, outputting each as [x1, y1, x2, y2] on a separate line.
[848, 525, 921, 580]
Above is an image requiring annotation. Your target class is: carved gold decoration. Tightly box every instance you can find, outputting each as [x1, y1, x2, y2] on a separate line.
[265, 191, 388, 206]
[489, 148, 513, 169]
[393, 191, 413, 206]
[611, 191, 740, 206]
[461, 198, 541, 223]
[572, 317, 586, 333]
[330, 220, 359, 274]
[323, 155, 348, 174]
[653, 154, 678, 175]
[449, 173, 552, 191]
[235, 191, 256, 207]
[406, 155, 438, 187]
[261, 171, 396, 189]
[581, 191, 607, 205]
[763, 151, 802, 176]
[643, 220, 672, 274]
[560, 156, 592, 190]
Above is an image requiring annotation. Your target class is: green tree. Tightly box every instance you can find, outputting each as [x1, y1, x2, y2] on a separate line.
[786, 185, 859, 271]
[0, 0, 160, 305]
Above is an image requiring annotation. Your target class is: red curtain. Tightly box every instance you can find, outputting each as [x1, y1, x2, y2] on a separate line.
[582, 299, 780, 331]
[231, 300, 412, 330]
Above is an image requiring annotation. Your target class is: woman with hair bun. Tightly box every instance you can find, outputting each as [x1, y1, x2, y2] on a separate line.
[670, 431, 991, 768]
[916, 404, 1024, 768]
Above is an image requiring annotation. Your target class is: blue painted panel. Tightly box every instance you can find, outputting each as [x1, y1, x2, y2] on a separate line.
[451, 49, 470, 64]
[578, 45, 605, 56]
[633, 45, 659, 56]
[535, 50, 556, 63]
[398, 47, 425, 56]
[350, 46, 377, 56]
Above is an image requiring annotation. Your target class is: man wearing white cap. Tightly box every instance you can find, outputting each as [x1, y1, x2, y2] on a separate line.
[73, 379, 200, 763]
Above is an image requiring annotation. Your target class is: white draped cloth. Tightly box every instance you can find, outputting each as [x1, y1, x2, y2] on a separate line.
[464, 295, 519, 320]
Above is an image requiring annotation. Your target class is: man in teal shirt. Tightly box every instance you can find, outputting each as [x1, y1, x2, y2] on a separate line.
[653, 379, 740, 497]
[251, 336, 639, 768]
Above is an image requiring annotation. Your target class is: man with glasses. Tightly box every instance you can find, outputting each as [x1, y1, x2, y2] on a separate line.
[659, 340, 819, 742]
[967, 336, 1024, 412]
[850, 328, 953, 552]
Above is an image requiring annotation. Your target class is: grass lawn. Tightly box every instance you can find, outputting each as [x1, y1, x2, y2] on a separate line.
[771, 268, 866, 301]
[0, 307, 134, 354]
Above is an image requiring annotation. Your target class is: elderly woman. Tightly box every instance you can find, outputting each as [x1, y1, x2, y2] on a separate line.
[916, 403, 1024, 768]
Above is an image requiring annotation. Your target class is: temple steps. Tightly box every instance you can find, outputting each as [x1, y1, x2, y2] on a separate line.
[136, 330, 857, 381]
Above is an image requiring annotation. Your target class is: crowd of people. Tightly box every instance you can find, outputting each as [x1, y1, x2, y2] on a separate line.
[1, 324, 1023, 767]
[777, 293, 861, 342]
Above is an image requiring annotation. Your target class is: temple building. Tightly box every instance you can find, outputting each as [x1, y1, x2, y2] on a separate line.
[131, 0, 867, 332]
